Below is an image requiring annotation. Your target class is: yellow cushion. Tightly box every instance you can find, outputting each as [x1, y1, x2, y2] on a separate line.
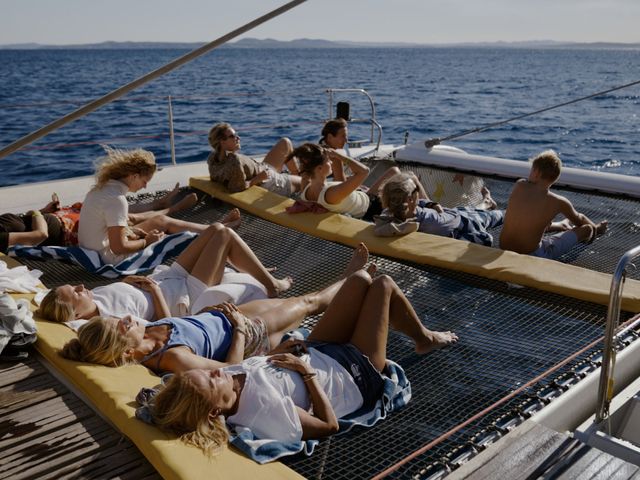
[4, 257, 301, 480]
[190, 177, 640, 313]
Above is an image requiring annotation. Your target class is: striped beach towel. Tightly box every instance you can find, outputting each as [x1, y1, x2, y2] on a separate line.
[9, 232, 197, 278]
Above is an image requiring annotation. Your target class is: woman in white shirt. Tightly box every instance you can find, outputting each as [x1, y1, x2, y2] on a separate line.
[151, 268, 458, 454]
[295, 143, 400, 221]
[78, 147, 237, 264]
[39, 222, 293, 323]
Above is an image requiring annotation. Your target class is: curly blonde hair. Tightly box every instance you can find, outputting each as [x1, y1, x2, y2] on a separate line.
[60, 316, 133, 366]
[153, 373, 229, 457]
[207, 123, 232, 164]
[38, 288, 74, 323]
[94, 147, 157, 189]
[380, 173, 417, 221]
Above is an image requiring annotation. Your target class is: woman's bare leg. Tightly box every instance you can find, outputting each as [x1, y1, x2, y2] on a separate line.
[134, 208, 240, 235]
[240, 244, 372, 346]
[183, 225, 291, 297]
[263, 138, 293, 172]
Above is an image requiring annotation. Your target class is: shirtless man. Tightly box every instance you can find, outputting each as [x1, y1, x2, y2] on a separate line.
[499, 150, 607, 260]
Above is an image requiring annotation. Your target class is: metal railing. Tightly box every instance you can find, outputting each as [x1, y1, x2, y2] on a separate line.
[325, 88, 383, 152]
[595, 244, 640, 423]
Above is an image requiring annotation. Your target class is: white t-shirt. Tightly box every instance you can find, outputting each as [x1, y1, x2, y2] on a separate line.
[78, 179, 130, 264]
[224, 348, 363, 442]
[93, 281, 153, 321]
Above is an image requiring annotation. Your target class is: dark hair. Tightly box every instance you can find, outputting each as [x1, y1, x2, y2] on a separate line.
[287, 143, 325, 177]
[320, 118, 347, 144]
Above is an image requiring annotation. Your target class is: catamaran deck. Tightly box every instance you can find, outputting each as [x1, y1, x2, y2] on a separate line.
[8, 178, 639, 478]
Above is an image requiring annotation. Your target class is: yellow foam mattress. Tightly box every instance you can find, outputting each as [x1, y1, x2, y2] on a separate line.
[189, 177, 640, 313]
[5, 258, 301, 480]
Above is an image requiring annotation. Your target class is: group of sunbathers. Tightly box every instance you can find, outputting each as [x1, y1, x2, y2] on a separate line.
[2, 118, 607, 458]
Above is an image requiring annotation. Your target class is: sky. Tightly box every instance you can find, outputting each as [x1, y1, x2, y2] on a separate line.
[2, 0, 639, 45]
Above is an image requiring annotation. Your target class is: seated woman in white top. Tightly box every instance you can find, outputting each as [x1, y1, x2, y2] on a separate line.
[151, 265, 458, 454]
[38, 222, 293, 323]
[78, 147, 237, 264]
[294, 143, 400, 221]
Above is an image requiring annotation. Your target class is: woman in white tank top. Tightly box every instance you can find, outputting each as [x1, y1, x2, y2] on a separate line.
[294, 143, 400, 221]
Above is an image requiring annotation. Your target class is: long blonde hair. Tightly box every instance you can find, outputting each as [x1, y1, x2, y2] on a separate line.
[94, 147, 156, 189]
[207, 122, 232, 164]
[60, 316, 132, 366]
[380, 173, 417, 221]
[153, 373, 229, 456]
[38, 288, 74, 323]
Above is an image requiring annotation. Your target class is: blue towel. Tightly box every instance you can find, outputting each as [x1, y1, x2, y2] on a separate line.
[9, 232, 197, 278]
[136, 358, 411, 464]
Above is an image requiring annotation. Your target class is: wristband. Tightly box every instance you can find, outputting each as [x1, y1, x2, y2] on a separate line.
[302, 372, 317, 382]
[31, 210, 43, 217]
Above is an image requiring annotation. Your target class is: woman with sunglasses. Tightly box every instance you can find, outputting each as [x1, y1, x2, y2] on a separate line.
[207, 123, 302, 195]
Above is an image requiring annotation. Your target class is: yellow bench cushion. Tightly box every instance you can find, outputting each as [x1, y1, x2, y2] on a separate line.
[189, 177, 640, 313]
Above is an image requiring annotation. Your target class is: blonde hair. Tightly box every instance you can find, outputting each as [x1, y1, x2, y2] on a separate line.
[60, 316, 132, 366]
[153, 373, 229, 456]
[208, 122, 232, 164]
[531, 149, 562, 181]
[94, 147, 157, 189]
[380, 173, 417, 221]
[38, 288, 74, 323]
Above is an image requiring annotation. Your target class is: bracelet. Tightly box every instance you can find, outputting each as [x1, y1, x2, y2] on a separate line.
[302, 372, 317, 382]
[31, 210, 43, 217]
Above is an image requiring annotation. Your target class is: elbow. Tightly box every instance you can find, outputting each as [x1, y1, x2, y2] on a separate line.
[327, 420, 340, 435]
[34, 231, 49, 244]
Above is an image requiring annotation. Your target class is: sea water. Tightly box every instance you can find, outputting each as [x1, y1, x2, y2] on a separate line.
[0, 47, 638, 187]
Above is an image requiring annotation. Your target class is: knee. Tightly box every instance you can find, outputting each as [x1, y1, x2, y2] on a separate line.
[348, 269, 373, 287]
[206, 222, 229, 240]
[278, 137, 293, 152]
[389, 167, 401, 177]
[372, 274, 395, 292]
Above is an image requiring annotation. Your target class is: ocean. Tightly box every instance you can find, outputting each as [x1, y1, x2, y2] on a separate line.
[0, 47, 639, 188]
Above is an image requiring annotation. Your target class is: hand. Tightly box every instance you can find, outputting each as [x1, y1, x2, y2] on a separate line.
[434, 204, 445, 214]
[268, 338, 307, 356]
[251, 170, 270, 185]
[129, 226, 147, 237]
[40, 200, 60, 213]
[268, 352, 311, 375]
[211, 302, 248, 331]
[123, 275, 158, 291]
[145, 229, 165, 245]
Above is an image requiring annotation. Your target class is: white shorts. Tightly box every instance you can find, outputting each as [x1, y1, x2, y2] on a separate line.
[262, 164, 293, 196]
[150, 263, 268, 317]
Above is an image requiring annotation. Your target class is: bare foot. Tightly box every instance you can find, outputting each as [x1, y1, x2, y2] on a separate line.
[366, 263, 378, 276]
[159, 183, 181, 209]
[477, 186, 498, 210]
[167, 193, 198, 215]
[221, 208, 242, 230]
[595, 220, 608, 236]
[267, 276, 293, 298]
[344, 243, 369, 276]
[415, 329, 459, 355]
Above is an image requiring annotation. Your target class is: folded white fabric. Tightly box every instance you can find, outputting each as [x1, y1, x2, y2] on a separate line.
[0, 260, 44, 294]
[0, 293, 37, 353]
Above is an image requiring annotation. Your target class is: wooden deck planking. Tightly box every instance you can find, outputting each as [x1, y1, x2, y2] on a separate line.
[0, 356, 160, 480]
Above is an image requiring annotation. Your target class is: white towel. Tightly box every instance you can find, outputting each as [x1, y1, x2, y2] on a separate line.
[0, 260, 44, 294]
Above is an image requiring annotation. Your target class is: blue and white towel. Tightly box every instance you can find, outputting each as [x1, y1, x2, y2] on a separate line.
[136, 358, 411, 464]
[9, 232, 197, 278]
[229, 360, 411, 463]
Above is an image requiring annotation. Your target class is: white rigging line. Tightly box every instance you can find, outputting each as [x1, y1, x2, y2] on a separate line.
[0, 0, 307, 161]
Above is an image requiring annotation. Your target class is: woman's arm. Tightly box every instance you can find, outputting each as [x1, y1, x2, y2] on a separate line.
[323, 150, 370, 205]
[217, 303, 248, 365]
[155, 347, 229, 374]
[107, 226, 165, 255]
[8, 211, 49, 247]
[268, 353, 339, 439]
[122, 276, 171, 320]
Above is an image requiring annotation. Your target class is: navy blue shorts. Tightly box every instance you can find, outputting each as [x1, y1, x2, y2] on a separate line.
[309, 342, 385, 411]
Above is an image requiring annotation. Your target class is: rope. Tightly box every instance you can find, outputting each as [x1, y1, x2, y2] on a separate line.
[0, 0, 307, 161]
[424, 78, 640, 148]
[371, 313, 640, 479]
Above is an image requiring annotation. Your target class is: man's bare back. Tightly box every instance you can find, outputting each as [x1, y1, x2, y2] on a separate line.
[499, 179, 570, 253]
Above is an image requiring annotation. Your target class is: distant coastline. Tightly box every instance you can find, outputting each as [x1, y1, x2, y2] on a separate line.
[2, 37, 640, 50]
